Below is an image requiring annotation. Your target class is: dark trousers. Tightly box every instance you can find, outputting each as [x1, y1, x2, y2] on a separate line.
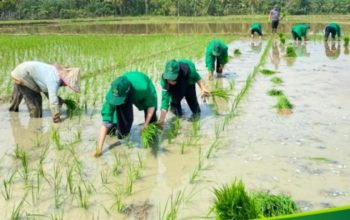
[272, 20, 279, 29]
[292, 30, 301, 41]
[251, 29, 262, 36]
[325, 26, 336, 41]
[170, 84, 200, 116]
[9, 84, 42, 118]
[112, 101, 157, 138]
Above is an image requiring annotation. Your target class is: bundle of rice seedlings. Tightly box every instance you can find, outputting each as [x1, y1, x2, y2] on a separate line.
[210, 89, 232, 102]
[280, 37, 286, 45]
[141, 123, 160, 148]
[234, 49, 242, 56]
[286, 46, 297, 57]
[260, 69, 277, 76]
[267, 89, 284, 96]
[275, 95, 293, 115]
[212, 180, 258, 220]
[253, 192, 299, 217]
[63, 99, 78, 117]
[344, 36, 349, 47]
[271, 77, 283, 84]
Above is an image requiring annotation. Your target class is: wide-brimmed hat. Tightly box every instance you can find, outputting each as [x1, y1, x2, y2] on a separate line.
[106, 76, 131, 106]
[59, 67, 81, 93]
[212, 43, 222, 56]
[163, 59, 180, 81]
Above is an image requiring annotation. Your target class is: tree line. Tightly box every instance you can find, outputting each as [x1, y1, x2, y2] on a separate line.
[1, 0, 350, 19]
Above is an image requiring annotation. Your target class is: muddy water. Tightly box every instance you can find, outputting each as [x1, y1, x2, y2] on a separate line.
[1, 40, 349, 219]
[1, 22, 349, 35]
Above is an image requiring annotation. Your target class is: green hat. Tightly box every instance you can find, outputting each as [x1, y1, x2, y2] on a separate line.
[106, 76, 131, 106]
[212, 43, 221, 56]
[163, 59, 180, 80]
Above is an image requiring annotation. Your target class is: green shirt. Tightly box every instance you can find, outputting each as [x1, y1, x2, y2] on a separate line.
[101, 71, 157, 123]
[328, 23, 341, 37]
[160, 59, 201, 111]
[205, 39, 228, 71]
[250, 23, 262, 32]
[292, 24, 309, 38]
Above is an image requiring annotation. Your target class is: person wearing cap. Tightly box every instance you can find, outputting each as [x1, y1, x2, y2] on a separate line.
[94, 71, 157, 157]
[250, 23, 262, 39]
[205, 39, 228, 80]
[9, 61, 80, 123]
[157, 59, 209, 128]
[291, 24, 310, 43]
[324, 23, 341, 41]
[269, 6, 280, 34]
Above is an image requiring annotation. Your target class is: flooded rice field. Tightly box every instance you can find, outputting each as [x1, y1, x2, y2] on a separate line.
[0, 39, 349, 219]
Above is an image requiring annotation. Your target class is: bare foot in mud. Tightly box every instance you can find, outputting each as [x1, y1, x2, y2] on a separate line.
[278, 108, 292, 115]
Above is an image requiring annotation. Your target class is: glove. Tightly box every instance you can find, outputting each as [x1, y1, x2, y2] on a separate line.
[53, 113, 61, 123]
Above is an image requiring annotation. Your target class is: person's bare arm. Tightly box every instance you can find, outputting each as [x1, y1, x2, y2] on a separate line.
[158, 109, 167, 129]
[143, 107, 155, 129]
[93, 125, 108, 157]
[197, 80, 210, 97]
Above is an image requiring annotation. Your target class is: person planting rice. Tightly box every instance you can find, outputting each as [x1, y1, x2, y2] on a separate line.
[269, 6, 280, 34]
[9, 61, 80, 123]
[157, 59, 210, 128]
[250, 23, 263, 39]
[205, 39, 229, 80]
[291, 24, 310, 43]
[324, 23, 341, 41]
[93, 72, 157, 157]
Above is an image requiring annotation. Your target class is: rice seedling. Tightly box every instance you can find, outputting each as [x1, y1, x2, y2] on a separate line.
[77, 185, 89, 209]
[211, 180, 258, 220]
[253, 192, 299, 217]
[344, 36, 349, 47]
[180, 141, 186, 154]
[112, 154, 122, 176]
[189, 148, 203, 184]
[275, 95, 293, 111]
[206, 140, 220, 159]
[10, 194, 27, 220]
[126, 172, 134, 196]
[50, 212, 63, 220]
[286, 46, 297, 57]
[51, 127, 63, 150]
[260, 69, 277, 76]
[113, 195, 125, 213]
[271, 76, 283, 84]
[234, 49, 242, 56]
[73, 129, 82, 143]
[191, 117, 201, 137]
[158, 190, 185, 220]
[267, 89, 284, 96]
[1, 171, 16, 200]
[229, 80, 235, 91]
[100, 169, 110, 185]
[308, 157, 332, 163]
[137, 152, 143, 169]
[19, 150, 29, 184]
[66, 166, 74, 194]
[13, 144, 23, 159]
[280, 37, 286, 45]
[210, 89, 232, 102]
[167, 117, 181, 144]
[141, 123, 160, 148]
[53, 165, 62, 208]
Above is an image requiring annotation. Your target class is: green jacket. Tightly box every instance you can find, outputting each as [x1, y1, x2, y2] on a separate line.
[101, 71, 157, 124]
[327, 23, 341, 37]
[292, 24, 309, 38]
[205, 39, 228, 71]
[250, 23, 262, 32]
[160, 59, 201, 111]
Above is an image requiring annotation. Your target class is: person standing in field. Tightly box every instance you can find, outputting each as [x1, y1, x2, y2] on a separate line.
[205, 39, 229, 80]
[9, 61, 80, 123]
[324, 23, 341, 41]
[269, 6, 280, 34]
[291, 24, 310, 43]
[93, 72, 157, 157]
[250, 23, 263, 39]
[157, 59, 209, 128]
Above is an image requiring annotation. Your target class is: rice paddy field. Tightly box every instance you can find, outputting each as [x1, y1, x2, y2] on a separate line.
[0, 16, 350, 219]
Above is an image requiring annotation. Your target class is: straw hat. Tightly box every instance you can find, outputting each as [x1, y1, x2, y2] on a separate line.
[58, 67, 81, 93]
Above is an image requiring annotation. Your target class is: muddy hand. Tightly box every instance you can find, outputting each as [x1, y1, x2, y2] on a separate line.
[93, 149, 102, 157]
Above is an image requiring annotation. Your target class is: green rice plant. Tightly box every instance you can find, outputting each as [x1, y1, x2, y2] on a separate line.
[211, 180, 258, 220]
[66, 166, 74, 194]
[1, 171, 16, 200]
[189, 148, 203, 184]
[50, 212, 63, 220]
[267, 89, 284, 96]
[278, 33, 284, 39]
[191, 117, 201, 137]
[112, 154, 121, 176]
[286, 46, 297, 57]
[308, 157, 332, 163]
[234, 49, 242, 56]
[77, 185, 89, 209]
[13, 144, 23, 159]
[53, 165, 62, 208]
[100, 169, 110, 185]
[137, 152, 143, 169]
[271, 77, 283, 84]
[112, 194, 125, 213]
[280, 37, 286, 45]
[19, 151, 29, 184]
[167, 117, 181, 144]
[253, 192, 299, 217]
[64, 98, 81, 118]
[73, 129, 82, 143]
[126, 172, 134, 196]
[210, 88, 232, 102]
[206, 140, 220, 159]
[10, 194, 27, 220]
[158, 190, 185, 220]
[141, 123, 160, 148]
[229, 80, 235, 91]
[214, 122, 222, 139]
[51, 127, 63, 150]
[344, 36, 349, 47]
[260, 69, 277, 76]
[180, 141, 186, 154]
[275, 95, 293, 110]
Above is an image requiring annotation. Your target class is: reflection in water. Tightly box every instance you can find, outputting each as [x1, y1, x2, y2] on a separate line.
[250, 41, 262, 54]
[270, 41, 281, 69]
[345, 46, 350, 55]
[285, 43, 310, 66]
[324, 41, 341, 59]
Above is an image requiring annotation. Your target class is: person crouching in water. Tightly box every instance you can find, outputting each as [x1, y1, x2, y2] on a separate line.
[9, 61, 80, 123]
[324, 23, 341, 42]
[205, 39, 228, 80]
[250, 23, 263, 39]
[94, 72, 157, 157]
[157, 59, 209, 128]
